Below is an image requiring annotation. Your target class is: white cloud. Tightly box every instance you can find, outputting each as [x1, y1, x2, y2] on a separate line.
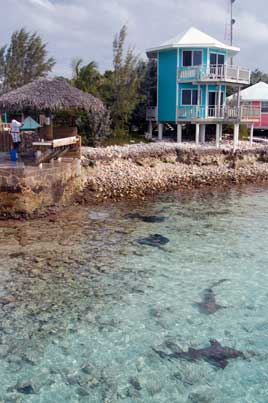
[0, 0, 267, 77]
[27, 0, 53, 9]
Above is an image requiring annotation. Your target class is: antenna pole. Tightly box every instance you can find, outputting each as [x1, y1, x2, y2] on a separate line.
[230, 0, 236, 65]
[230, 0, 233, 46]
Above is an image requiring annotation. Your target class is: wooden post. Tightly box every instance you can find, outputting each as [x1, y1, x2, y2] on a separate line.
[47, 114, 53, 140]
[195, 123, 200, 146]
[158, 123, 163, 141]
[250, 123, 254, 146]
[148, 121, 153, 139]
[177, 123, 182, 143]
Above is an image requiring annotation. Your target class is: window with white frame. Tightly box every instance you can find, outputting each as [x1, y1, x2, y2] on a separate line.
[182, 50, 202, 67]
[181, 89, 198, 105]
[261, 102, 268, 113]
[210, 53, 225, 66]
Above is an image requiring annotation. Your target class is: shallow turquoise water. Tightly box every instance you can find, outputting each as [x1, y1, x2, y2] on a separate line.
[1, 186, 268, 402]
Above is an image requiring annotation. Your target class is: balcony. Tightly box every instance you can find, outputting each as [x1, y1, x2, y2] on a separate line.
[146, 106, 158, 121]
[177, 105, 260, 122]
[178, 65, 250, 85]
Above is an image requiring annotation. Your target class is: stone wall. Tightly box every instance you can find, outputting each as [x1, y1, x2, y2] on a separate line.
[0, 159, 81, 216]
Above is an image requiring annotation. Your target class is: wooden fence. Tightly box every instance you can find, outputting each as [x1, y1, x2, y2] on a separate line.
[0, 132, 12, 152]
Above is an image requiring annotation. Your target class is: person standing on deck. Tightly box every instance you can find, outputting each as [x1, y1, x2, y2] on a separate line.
[11, 119, 22, 151]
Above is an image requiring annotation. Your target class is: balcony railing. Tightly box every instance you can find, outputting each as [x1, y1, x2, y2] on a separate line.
[178, 64, 250, 84]
[146, 106, 158, 121]
[177, 105, 260, 122]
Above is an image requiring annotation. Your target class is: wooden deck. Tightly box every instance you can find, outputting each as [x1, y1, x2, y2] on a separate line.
[33, 136, 81, 164]
[32, 136, 78, 149]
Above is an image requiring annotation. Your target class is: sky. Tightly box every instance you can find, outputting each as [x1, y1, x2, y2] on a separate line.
[0, 0, 267, 77]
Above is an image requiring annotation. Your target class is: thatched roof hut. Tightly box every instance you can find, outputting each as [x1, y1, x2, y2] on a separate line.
[0, 78, 106, 113]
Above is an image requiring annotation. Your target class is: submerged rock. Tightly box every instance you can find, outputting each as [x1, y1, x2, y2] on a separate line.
[129, 376, 142, 391]
[187, 387, 215, 403]
[146, 379, 162, 396]
[65, 372, 81, 385]
[0, 295, 16, 305]
[136, 234, 169, 248]
[76, 386, 90, 397]
[15, 381, 35, 395]
[88, 211, 109, 220]
[126, 213, 166, 223]
[81, 362, 95, 375]
[4, 393, 22, 403]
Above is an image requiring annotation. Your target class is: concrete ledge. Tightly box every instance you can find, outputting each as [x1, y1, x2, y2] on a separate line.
[0, 159, 81, 215]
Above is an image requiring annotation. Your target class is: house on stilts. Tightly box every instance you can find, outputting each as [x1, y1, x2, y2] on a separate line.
[146, 27, 260, 149]
[228, 81, 268, 133]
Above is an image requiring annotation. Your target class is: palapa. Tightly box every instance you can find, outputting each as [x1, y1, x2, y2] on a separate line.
[0, 78, 106, 113]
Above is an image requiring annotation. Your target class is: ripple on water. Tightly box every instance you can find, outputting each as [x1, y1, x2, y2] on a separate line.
[0, 187, 268, 402]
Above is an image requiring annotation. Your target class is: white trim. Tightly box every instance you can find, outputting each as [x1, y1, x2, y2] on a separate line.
[147, 43, 239, 54]
[177, 48, 180, 67]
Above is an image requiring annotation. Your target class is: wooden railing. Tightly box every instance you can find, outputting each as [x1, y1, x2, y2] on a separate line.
[177, 105, 260, 122]
[178, 64, 250, 84]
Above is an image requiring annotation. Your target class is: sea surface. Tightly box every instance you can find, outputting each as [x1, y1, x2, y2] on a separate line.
[0, 186, 268, 402]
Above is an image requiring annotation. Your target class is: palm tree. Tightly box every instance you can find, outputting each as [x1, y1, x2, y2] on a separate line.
[71, 58, 101, 96]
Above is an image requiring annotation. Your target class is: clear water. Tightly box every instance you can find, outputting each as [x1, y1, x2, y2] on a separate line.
[1, 186, 268, 402]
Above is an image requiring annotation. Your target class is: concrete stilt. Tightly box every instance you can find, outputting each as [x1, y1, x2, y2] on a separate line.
[158, 123, 163, 141]
[195, 123, 200, 146]
[216, 124, 220, 148]
[177, 124, 182, 143]
[250, 123, 254, 146]
[200, 124, 206, 144]
[148, 121, 153, 139]
[219, 123, 223, 141]
[233, 123, 240, 151]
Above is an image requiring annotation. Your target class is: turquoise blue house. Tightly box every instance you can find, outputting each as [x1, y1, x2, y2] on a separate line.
[146, 27, 259, 148]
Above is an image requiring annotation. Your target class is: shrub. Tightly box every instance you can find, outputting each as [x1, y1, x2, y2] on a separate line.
[239, 124, 249, 140]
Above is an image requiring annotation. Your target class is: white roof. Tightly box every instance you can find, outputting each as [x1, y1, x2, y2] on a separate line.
[228, 82, 268, 102]
[146, 27, 240, 57]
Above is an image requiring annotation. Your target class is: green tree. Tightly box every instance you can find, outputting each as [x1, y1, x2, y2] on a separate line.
[130, 59, 157, 132]
[0, 28, 55, 93]
[109, 25, 142, 134]
[250, 69, 268, 85]
[71, 58, 102, 97]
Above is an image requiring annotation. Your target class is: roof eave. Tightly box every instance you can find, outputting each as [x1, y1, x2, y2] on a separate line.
[146, 43, 240, 58]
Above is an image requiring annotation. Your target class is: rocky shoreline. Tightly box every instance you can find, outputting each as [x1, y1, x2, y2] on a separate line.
[2, 141, 268, 217]
[80, 142, 268, 202]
